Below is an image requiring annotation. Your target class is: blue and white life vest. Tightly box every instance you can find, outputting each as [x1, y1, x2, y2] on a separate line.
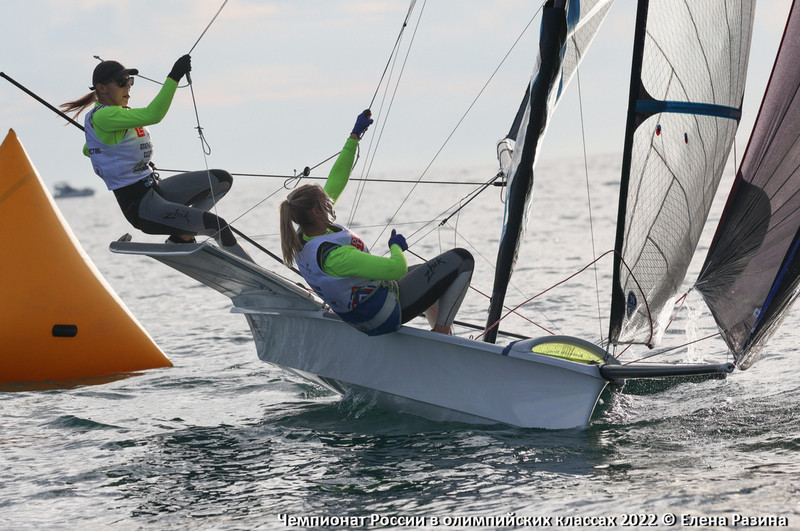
[297, 224, 401, 336]
[85, 106, 154, 190]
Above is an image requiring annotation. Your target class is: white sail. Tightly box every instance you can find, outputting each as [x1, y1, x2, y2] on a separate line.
[609, 0, 756, 346]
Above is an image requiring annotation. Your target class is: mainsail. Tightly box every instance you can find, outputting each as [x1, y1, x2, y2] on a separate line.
[609, 0, 755, 346]
[696, 0, 800, 370]
[484, 0, 613, 343]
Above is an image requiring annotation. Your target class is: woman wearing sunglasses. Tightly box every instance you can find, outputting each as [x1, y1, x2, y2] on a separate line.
[61, 56, 251, 260]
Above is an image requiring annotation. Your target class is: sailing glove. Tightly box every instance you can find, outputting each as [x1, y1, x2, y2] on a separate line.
[352, 110, 374, 136]
[168, 54, 192, 82]
[388, 229, 408, 251]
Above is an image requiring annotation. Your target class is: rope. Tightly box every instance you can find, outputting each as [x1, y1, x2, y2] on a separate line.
[183, 0, 230, 243]
[574, 68, 606, 346]
[367, 3, 544, 251]
[189, 0, 230, 54]
[155, 167, 500, 186]
[186, 80, 223, 240]
[405, 249, 555, 337]
[280, 0, 420, 217]
[367, 0, 418, 111]
[620, 332, 722, 365]
[349, 0, 424, 225]
[477, 249, 654, 342]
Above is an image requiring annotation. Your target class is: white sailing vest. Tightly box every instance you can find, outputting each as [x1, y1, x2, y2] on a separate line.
[297, 224, 401, 336]
[85, 106, 154, 190]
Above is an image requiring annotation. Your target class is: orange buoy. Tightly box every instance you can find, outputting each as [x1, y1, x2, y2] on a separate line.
[0, 129, 171, 384]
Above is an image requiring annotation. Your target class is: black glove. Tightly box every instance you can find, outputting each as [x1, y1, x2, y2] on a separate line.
[168, 54, 192, 82]
[388, 229, 408, 251]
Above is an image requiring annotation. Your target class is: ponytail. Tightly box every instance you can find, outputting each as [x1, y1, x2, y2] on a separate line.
[279, 184, 335, 266]
[60, 91, 97, 120]
[279, 199, 303, 266]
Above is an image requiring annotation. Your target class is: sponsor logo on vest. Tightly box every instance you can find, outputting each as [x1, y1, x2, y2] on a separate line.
[351, 286, 376, 309]
[350, 235, 365, 251]
[135, 127, 146, 137]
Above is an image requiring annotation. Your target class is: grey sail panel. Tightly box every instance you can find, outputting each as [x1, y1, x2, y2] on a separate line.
[609, 0, 755, 346]
[696, 0, 800, 369]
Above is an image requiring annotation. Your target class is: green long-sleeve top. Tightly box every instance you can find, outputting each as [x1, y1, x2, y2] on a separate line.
[83, 78, 178, 154]
[304, 137, 407, 280]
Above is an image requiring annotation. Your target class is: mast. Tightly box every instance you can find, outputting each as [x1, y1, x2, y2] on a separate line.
[483, 0, 568, 343]
[608, 0, 649, 345]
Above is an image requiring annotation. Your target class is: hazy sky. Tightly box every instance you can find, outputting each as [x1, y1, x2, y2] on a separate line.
[0, 0, 793, 188]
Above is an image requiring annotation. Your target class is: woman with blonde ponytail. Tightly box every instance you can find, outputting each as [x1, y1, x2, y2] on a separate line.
[280, 111, 474, 336]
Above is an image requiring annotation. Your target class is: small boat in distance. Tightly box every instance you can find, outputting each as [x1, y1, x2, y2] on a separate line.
[53, 181, 94, 198]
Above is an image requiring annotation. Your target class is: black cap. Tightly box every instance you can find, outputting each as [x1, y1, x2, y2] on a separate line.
[90, 60, 139, 90]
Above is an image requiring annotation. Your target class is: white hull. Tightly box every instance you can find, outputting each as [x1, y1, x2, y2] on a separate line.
[111, 241, 609, 429]
[240, 309, 607, 428]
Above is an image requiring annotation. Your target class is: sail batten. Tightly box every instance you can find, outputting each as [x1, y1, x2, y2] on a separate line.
[609, 0, 755, 346]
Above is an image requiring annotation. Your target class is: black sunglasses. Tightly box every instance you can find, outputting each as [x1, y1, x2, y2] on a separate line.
[114, 77, 134, 88]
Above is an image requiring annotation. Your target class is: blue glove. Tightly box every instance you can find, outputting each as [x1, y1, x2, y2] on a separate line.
[352, 110, 374, 136]
[388, 229, 407, 251]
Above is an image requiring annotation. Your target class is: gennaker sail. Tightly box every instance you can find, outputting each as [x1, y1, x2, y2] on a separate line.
[609, 0, 756, 347]
[484, 0, 614, 343]
[696, 0, 800, 370]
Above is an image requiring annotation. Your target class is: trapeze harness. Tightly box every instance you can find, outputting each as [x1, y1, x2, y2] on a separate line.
[297, 224, 402, 336]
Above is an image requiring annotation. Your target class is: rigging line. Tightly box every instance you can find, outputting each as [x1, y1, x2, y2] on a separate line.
[153, 167, 503, 185]
[620, 332, 721, 365]
[186, 77, 224, 242]
[125, 72, 190, 89]
[0, 72, 85, 131]
[368, 3, 543, 251]
[168, 0, 231, 246]
[401, 171, 505, 245]
[367, 0, 418, 111]
[230, 227, 301, 276]
[397, 203, 562, 336]
[477, 249, 619, 341]
[350, 0, 426, 226]
[214, 184, 286, 237]
[244, 219, 435, 240]
[406, 248, 554, 335]
[663, 291, 689, 333]
[575, 68, 605, 346]
[478, 247, 655, 342]
[437, 172, 504, 228]
[189, 0, 230, 54]
[406, 219, 561, 334]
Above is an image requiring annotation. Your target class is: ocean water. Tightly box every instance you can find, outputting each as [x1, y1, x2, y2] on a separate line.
[2, 156, 799, 529]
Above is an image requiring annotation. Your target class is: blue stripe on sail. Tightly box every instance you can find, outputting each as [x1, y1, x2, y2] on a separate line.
[744, 235, 800, 352]
[636, 99, 742, 120]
